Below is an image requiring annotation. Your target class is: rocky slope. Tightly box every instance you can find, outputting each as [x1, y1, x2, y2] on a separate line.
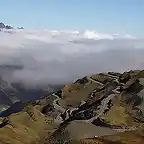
[0, 70, 144, 143]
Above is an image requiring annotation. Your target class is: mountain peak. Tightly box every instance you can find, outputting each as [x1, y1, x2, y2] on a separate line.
[0, 22, 24, 29]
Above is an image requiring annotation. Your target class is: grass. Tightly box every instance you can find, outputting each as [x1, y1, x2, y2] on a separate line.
[61, 81, 100, 108]
[90, 74, 113, 83]
[101, 104, 130, 125]
[1, 70, 144, 143]
[0, 105, 9, 110]
[100, 95, 135, 126]
[102, 130, 144, 144]
[68, 130, 144, 144]
[0, 104, 57, 144]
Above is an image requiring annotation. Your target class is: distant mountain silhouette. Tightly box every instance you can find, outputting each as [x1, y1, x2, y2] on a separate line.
[0, 22, 5, 29]
[0, 22, 24, 29]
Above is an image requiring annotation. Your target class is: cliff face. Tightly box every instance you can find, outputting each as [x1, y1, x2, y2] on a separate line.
[0, 70, 144, 144]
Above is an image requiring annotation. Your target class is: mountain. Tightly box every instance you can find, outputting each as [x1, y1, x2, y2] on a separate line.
[0, 22, 13, 29]
[17, 27, 24, 29]
[0, 70, 144, 143]
[0, 22, 24, 29]
[0, 78, 63, 105]
[0, 64, 63, 106]
[0, 23, 5, 29]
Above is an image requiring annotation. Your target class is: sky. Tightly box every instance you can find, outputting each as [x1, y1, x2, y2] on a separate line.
[0, 0, 144, 88]
[0, 0, 143, 36]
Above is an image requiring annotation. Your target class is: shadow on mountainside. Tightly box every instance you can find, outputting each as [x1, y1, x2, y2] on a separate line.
[0, 101, 24, 117]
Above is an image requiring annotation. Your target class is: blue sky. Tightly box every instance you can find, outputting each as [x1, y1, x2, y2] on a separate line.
[0, 0, 143, 36]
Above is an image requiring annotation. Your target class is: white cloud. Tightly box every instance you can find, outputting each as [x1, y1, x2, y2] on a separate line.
[0, 29, 143, 88]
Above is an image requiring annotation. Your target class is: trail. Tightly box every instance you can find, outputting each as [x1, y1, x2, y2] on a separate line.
[87, 76, 104, 86]
[51, 73, 138, 137]
[86, 74, 121, 122]
[52, 93, 65, 113]
[87, 94, 116, 122]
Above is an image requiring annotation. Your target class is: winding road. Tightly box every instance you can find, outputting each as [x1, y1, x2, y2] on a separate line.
[51, 73, 138, 135]
[52, 93, 65, 113]
[87, 76, 104, 86]
[87, 94, 116, 123]
[52, 73, 121, 121]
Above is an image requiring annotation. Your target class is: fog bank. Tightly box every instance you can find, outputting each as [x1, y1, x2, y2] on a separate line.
[0, 29, 144, 87]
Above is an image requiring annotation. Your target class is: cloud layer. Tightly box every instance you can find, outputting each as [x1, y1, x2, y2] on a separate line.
[0, 29, 144, 87]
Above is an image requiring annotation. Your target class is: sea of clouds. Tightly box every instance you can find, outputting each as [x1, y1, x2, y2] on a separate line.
[0, 29, 144, 87]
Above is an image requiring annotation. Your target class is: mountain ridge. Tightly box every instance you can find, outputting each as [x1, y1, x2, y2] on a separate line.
[0, 70, 144, 143]
[0, 22, 24, 29]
